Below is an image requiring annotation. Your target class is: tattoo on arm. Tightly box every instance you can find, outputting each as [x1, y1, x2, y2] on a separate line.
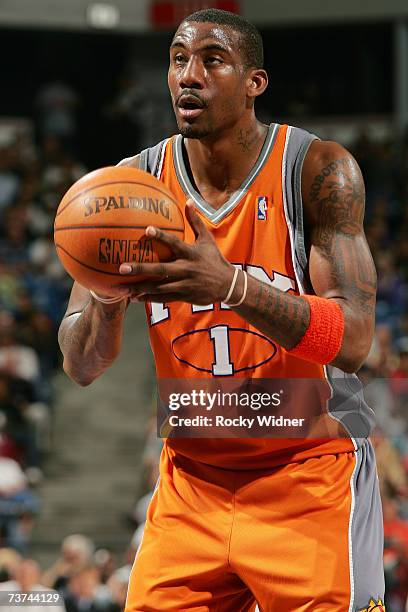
[234, 151, 375, 363]
[239, 281, 310, 350]
[309, 156, 376, 316]
[59, 298, 127, 383]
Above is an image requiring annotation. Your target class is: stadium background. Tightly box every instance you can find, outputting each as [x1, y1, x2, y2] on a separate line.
[0, 0, 407, 610]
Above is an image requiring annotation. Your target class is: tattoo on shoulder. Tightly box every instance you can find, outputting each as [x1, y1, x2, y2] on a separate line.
[310, 157, 364, 237]
[309, 158, 348, 202]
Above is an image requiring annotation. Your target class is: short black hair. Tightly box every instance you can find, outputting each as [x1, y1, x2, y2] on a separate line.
[182, 8, 264, 70]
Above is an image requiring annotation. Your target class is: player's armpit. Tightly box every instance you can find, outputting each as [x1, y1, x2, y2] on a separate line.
[302, 140, 377, 373]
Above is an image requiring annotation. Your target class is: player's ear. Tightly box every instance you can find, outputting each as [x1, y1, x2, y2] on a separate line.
[246, 69, 268, 100]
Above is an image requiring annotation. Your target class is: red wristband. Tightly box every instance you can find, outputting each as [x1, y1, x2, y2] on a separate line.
[288, 295, 345, 365]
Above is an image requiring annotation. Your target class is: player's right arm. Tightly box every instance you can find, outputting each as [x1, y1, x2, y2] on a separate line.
[58, 282, 129, 386]
[58, 154, 140, 386]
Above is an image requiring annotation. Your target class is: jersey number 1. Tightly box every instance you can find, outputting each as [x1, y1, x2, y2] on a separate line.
[210, 325, 233, 375]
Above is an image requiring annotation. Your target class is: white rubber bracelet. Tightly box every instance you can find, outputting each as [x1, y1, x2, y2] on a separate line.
[228, 271, 248, 307]
[223, 267, 239, 304]
[90, 290, 124, 304]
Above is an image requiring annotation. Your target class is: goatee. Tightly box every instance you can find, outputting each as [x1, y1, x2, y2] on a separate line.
[178, 124, 212, 139]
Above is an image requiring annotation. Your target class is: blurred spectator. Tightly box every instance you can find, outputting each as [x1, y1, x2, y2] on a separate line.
[383, 498, 408, 612]
[365, 324, 397, 375]
[0, 208, 31, 274]
[93, 549, 116, 585]
[0, 458, 40, 553]
[42, 534, 95, 592]
[0, 548, 22, 583]
[0, 371, 41, 476]
[373, 431, 408, 500]
[63, 565, 115, 612]
[35, 82, 79, 150]
[0, 311, 40, 387]
[360, 368, 398, 437]
[0, 144, 21, 214]
[128, 457, 159, 529]
[376, 253, 407, 324]
[102, 74, 142, 161]
[106, 566, 131, 612]
[390, 349, 408, 402]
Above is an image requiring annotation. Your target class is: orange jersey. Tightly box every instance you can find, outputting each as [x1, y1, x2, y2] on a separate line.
[140, 124, 372, 468]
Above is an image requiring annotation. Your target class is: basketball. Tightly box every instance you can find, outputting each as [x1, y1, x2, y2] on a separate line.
[54, 165, 185, 294]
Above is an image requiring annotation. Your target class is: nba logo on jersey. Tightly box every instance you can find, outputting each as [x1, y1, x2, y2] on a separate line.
[257, 196, 268, 220]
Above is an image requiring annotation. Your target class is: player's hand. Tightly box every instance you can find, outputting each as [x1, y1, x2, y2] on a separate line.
[118, 200, 234, 305]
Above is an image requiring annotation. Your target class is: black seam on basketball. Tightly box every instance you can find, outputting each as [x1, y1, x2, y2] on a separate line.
[56, 180, 181, 216]
[55, 244, 154, 276]
[54, 225, 184, 232]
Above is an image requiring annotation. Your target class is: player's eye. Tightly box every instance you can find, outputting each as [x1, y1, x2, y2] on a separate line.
[174, 53, 187, 64]
[205, 56, 222, 65]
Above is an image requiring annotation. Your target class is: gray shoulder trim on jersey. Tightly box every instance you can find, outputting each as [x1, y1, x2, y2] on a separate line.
[283, 125, 319, 293]
[143, 138, 169, 178]
[116, 154, 141, 168]
[138, 149, 149, 172]
[119, 138, 169, 175]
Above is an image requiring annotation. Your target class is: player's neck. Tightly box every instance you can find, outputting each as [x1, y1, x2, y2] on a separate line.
[184, 118, 269, 198]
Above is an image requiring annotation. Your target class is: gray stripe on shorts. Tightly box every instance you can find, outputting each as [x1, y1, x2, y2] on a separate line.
[349, 439, 384, 611]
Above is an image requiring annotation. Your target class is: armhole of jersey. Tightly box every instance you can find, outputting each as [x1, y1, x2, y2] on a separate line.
[116, 138, 169, 174]
[146, 138, 170, 178]
[282, 126, 319, 294]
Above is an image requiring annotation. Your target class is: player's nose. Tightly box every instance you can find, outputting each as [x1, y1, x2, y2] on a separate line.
[179, 56, 204, 90]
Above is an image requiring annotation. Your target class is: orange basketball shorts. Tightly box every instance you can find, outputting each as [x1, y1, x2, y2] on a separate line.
[125, 439, 384, 611]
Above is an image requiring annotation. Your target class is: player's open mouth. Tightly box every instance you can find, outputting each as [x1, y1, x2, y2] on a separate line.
[177, 95, 205, 119]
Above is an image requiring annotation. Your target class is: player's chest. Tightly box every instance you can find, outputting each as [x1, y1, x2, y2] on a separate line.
[185, 191, 291, 268]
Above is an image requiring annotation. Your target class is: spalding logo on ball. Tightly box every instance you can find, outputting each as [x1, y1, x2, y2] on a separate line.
[54, 166, 185, 294]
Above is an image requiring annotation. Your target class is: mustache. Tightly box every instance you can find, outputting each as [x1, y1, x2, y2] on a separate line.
[176, 91, 207, 108]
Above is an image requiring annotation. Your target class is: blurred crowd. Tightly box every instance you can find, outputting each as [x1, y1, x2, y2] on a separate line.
[0, 100, 86, 554]
[0, 77, 407, 610]
[350, 132, 408, 611]
[0, 534, 135, 611]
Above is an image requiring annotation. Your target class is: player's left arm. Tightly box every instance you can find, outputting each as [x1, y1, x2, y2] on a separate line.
[231, 140, 376, 372]
[301, 140, 377, 372]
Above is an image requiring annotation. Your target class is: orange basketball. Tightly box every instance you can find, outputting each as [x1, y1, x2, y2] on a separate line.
[54, 166, 185, 294]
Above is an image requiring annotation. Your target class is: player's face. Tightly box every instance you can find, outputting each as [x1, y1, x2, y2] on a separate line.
[168, 22, 248, 139]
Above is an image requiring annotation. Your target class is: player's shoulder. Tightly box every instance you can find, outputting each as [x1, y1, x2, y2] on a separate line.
[301, 138, 364, 224]
[303, 139, 359, 174]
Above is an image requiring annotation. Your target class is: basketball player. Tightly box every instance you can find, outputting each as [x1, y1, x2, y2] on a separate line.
[58, 9, 385, 612]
